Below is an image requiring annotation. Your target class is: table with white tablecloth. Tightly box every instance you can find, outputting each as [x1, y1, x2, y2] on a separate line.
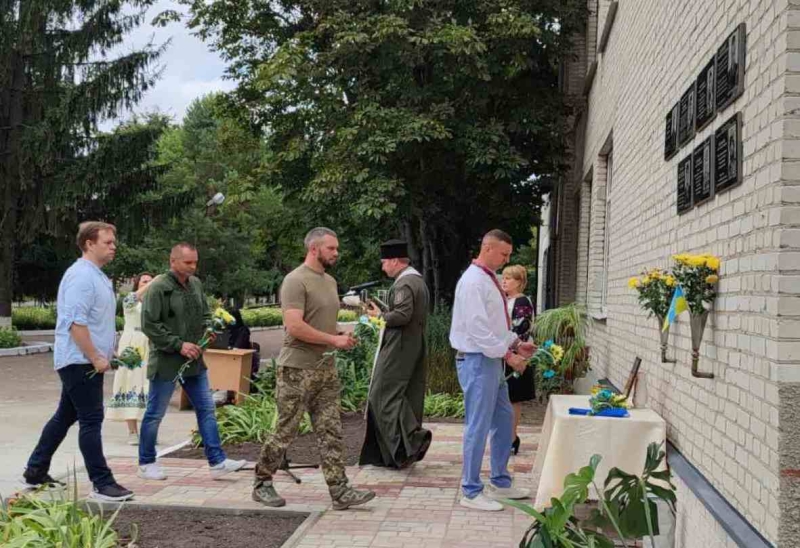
[532, 395, 667, 509]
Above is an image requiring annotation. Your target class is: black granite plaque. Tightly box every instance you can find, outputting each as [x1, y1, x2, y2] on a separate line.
[695, 57, 716, 131]
[665, 102, 679, 160]
[714, 112, 742, 193]
[715, 23, 746, 112]
[678, 85, 696, 146]
[677, 154, 693, 214]
[692, 136, 714, 205]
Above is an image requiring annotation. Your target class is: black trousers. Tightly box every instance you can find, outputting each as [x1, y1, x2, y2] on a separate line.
[27, 363, 115, 488]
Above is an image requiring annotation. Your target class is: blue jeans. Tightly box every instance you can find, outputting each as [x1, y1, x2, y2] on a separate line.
[456, 353, 513, 498]
[27, 363, 115, 488]
[139, 370, 226, 466]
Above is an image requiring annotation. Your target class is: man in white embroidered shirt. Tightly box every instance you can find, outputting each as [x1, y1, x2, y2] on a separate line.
[450, 229, 535, 511]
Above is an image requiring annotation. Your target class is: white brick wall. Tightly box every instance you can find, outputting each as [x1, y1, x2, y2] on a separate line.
[569, 0, 794, 543]
[673, 475, 742, 548]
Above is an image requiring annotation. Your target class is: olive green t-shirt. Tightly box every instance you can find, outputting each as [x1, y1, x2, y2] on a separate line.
[277, 264, 340, 369]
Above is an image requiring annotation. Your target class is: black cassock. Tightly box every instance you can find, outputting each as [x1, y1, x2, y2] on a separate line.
[359, 267, 432, 468]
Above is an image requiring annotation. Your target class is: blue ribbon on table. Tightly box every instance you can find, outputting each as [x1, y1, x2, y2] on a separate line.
[568, 407, 630, 418]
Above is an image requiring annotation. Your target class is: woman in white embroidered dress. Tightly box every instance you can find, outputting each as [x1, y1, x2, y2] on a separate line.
[107, 273, 154, 445]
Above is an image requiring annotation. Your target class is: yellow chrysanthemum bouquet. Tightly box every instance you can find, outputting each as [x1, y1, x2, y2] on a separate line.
[174, 307, 236, 383]
[672, 254, 720, 378]
[628, 268, 676, 320]
[671, 254, 720, 314]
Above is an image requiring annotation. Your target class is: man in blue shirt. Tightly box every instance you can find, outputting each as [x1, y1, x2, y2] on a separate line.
[22, 221, 134, 502]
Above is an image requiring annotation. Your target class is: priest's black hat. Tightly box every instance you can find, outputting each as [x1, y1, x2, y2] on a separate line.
[380, 239, 409, 259]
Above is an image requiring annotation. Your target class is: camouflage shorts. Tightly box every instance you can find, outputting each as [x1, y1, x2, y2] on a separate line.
[255, 366, 346, 487]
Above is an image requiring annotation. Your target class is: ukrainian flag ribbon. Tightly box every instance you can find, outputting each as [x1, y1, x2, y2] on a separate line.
[663, 285, 688, 332]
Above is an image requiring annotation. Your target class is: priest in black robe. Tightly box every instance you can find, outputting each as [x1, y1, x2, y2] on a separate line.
[359, 240, 432, 468]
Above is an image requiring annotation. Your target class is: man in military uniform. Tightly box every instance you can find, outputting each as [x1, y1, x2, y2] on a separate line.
[359, 239, 432, 468]
[252, 227, 376, 510]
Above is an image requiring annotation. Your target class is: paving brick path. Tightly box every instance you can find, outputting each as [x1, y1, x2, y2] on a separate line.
[68, 422, 542, 547]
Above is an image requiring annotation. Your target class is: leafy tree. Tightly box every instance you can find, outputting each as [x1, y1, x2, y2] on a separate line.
[175, 0, 586, 302]
[0, 0, 165, 321]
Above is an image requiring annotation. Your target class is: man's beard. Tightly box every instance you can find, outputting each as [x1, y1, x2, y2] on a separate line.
[318, 253, 336, 269]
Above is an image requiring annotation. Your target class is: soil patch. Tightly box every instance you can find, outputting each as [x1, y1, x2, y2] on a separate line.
[170, 400, 548, 464]
[172, 412, 367, 465]
[113, 507, 306, 548]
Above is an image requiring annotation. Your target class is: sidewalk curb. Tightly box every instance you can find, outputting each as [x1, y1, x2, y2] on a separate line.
[0, 342, 53, 357]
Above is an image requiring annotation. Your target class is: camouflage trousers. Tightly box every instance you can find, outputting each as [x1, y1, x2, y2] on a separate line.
[255, 366, 347, 487]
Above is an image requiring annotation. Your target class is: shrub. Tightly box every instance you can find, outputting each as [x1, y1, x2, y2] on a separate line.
[424, 392, 465, 418]
[242, 307, 284, 327]
[426, 304, 460, 395]
[11, 307, 56, 330]
[0, 327, 22, 349]
[337, 309, 358, 322]
[240, 307, 359, 328]
[333, 319, 380, 411]
[195, 361, 310, 447]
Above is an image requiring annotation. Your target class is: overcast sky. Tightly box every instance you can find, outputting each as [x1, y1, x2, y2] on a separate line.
[100, 0, 235, 130]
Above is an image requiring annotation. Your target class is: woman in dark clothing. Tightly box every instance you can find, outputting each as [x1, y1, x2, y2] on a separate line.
[501, 265, 535, 455]
[227, 308, 261, 379]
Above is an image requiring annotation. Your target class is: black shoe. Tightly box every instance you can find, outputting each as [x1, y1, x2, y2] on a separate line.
[512, 436, 521, 455]
[89, 483, 134, 502]
[22, 468, 66, 489]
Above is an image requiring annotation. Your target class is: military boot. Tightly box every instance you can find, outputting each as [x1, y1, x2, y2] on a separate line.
[252, 480, 286, 507]
[330, 482, 376, 510]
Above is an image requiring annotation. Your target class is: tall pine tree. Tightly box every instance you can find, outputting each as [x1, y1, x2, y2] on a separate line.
[0, 0, 164, 323]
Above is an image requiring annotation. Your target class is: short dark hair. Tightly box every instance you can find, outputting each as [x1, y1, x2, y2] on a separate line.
[304, 227, 337, 250]
[170, 242, 197, 258]
[133, 272, 155, 291]
[483, 229, 512, 245]
[76, 221, 116, 252]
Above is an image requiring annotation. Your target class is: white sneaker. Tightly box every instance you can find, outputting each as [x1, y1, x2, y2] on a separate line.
[459, 493, 504, 511]
[210, 459, 247, 479]
[486, 484, 530, 500]
[137, 463, 167, 481]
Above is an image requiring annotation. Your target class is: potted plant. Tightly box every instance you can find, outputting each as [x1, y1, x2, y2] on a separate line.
[505, 442, 677, 548]
[533, 303, 589, 397]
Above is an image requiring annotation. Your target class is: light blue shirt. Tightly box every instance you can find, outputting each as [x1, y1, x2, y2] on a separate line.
[54, 258, 117, 370]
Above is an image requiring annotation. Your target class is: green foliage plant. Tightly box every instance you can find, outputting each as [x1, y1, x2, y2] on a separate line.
[0, 470, 134, 547]
[505, 442, 676, 548]
[0, 327, 22, 349]
[534, 303, 589, 384]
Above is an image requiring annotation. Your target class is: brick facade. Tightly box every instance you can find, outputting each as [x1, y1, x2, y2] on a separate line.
[543, 0, 800, 544]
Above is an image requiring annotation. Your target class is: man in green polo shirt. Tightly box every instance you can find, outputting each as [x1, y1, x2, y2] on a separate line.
[252, 227, 376, 510]
[137, 242, 245, 481]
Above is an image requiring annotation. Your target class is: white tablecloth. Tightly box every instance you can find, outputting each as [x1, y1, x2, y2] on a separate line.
[532, 395, 667, 509]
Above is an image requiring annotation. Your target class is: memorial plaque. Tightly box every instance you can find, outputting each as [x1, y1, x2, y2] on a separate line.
[695, 57, 716, 131]
[715, 23, 746, 112]
[692, 136, 714, 206]
[664, 102, 679, 160]
[714, 112, 742, 193]
[677, 154, 693, 214]
[678, 84, 696, 146]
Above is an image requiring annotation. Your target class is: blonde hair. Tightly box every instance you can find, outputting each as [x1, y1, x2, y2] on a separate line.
[502, 265, 527, 292]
